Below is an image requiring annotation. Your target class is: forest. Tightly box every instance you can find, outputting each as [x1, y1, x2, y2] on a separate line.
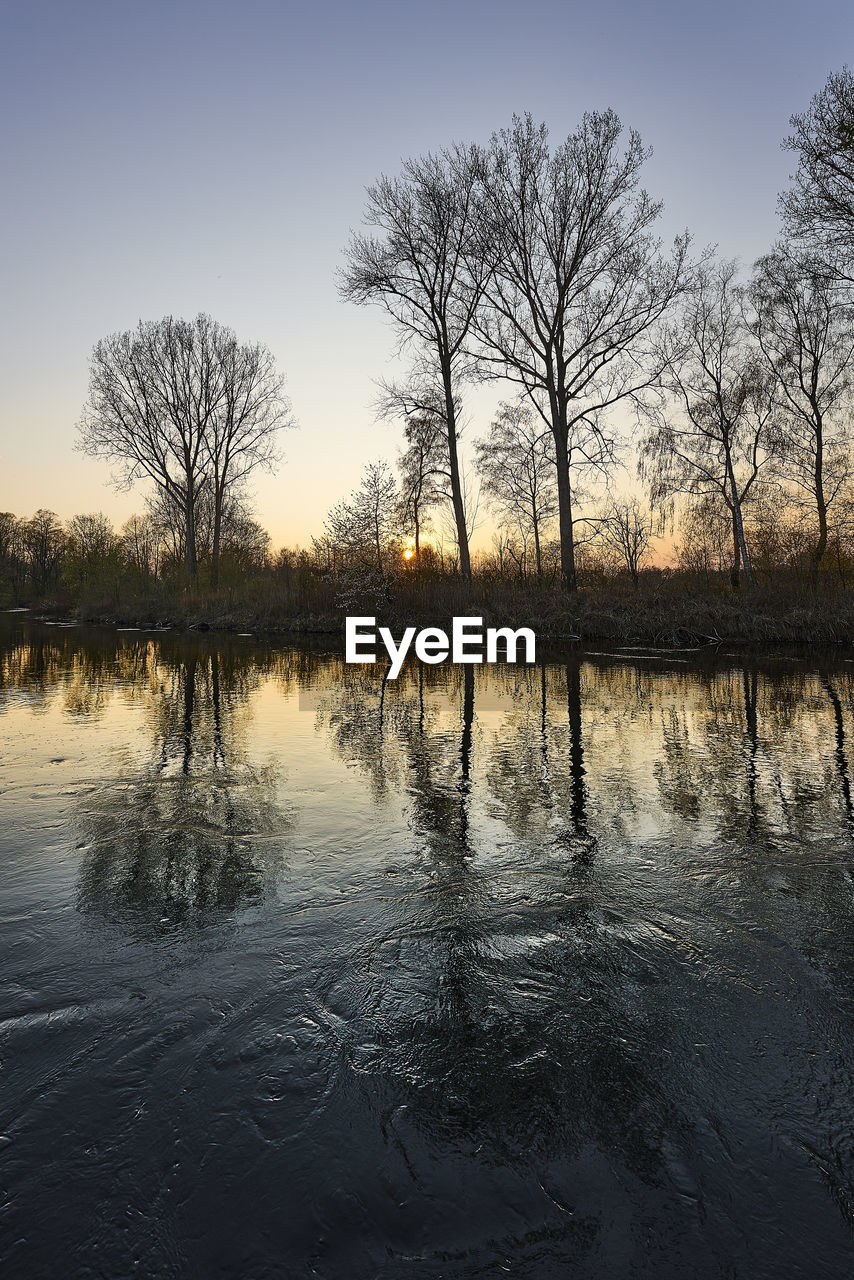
[3, 67, 854, 644]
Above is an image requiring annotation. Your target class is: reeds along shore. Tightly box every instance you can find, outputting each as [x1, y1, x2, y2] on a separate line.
[13, 566, 854, 649]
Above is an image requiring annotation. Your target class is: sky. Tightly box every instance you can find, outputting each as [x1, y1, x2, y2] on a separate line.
[1, 0, 853, 551]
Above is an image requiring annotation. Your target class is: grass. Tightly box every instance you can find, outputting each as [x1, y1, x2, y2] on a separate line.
[16, 568, 854, 649]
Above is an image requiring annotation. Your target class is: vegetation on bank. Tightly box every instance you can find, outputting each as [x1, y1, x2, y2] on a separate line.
[13, 564, 854, 649]
[7, 501, 854, 648]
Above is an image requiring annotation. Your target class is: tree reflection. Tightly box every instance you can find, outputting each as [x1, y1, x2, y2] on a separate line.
[822, 675, 854, 837]
[315, 658, 673, 1210]
[483, 660, 596, 863]
[310, 647, 854, 1209]
[75, 649, 291, 934]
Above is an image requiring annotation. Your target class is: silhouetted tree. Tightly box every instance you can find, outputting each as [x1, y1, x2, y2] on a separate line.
[640, 261, 774, 588]
[780, 67, 854, 279]
[750, 244, 854, 575]
[78, 313, 289, 585]
[23, 509, 66, 593]
[473, 111, 689, 591]
[324, 460, 401, 575]
[341, 146, 485, 581]
[119, 514, 163, 579]
[65, 512, 118, 588]
[474, 400, 557, 577]
[599, 498, 658, 587]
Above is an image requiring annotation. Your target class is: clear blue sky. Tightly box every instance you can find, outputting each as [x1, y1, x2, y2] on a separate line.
[1, 0, 852, 546]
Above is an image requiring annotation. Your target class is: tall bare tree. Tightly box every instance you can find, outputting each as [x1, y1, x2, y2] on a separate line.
[340, 146, 484, 581]
[474, 400, 557, 577]
[780, 67, 854, 278]
[750, 244, 854, 575]
[472, 111, 689, 591]
[640, 261, 775, 589]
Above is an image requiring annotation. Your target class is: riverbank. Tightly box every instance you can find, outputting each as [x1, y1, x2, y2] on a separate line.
[13, 574, 854, 648]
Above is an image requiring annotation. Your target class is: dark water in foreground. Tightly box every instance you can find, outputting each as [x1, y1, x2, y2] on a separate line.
[2, 618, 854, 1279]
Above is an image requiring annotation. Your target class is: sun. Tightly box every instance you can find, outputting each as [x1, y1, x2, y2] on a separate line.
[403, 547, 415, 561]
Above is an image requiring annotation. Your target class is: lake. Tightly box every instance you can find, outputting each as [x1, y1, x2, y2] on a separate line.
[2, 616, 854, 1278]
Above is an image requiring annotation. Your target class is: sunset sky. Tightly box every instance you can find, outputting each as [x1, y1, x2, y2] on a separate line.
[2, 0, 852, 551]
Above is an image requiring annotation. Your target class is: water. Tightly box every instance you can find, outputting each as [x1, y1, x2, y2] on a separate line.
[2, 617, 854, 1278]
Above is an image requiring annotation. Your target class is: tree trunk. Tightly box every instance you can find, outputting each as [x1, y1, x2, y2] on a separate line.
[184, 487, 198, 585]
[729, 507, 741, 591]
[553, 429, 577, 591]
[812, 419, 828, 578]
[441, 359, 471, 583]
[533, 511, 543, 577]
[210, 484, 223, 589]
[375, 509, 383, 576]
[725, 448, 752, 589]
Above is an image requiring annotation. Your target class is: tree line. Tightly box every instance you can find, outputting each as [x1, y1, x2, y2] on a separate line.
[338, 69, 854, 593]
[8, 68, 854, 606]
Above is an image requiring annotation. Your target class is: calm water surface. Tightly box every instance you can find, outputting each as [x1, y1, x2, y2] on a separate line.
[2, 617, 854, 1278]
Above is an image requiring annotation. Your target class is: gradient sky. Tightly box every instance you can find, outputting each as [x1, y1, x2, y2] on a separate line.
[1, 0, 852, 549]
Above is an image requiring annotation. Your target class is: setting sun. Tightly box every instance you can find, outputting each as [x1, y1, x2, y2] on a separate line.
[403, 547, 415, 560]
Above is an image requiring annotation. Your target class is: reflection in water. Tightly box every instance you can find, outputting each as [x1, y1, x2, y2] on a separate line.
[4, 619, 854, 1277]
[823, 675, 854, 836]
[315, 656, 673, 1214]
[73, 650, 291, 933]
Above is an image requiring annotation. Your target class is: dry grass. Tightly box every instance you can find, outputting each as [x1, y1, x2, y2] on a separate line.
[27, 567, 854, 649]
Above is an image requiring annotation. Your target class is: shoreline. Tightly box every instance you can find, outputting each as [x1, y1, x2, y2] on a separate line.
[8, 581, 854, 650]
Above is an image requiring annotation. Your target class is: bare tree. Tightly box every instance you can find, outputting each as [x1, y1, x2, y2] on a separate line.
[380, 381, 448, 558]
[340, 146, 484, 581]
[324, 461, 401, 575]
[640, 261, 774, 589]
[66, 513, 117, 587]
[780, 67, 854, 278]
[78, 313, 290, 585]
[120, 514, 163, 579]
[599, 498, 658, 587]
[23, 509, 66, 593]
[473, 111, 689, 591]
[749, 244, 854, 575]
[0, 512, 27, 601]
[474, 400, 557, 577]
